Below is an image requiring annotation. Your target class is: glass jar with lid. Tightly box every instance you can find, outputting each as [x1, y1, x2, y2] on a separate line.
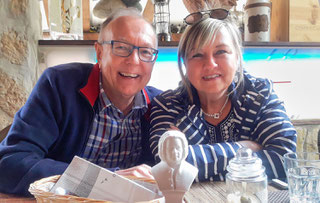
[226, 147, 268, 203]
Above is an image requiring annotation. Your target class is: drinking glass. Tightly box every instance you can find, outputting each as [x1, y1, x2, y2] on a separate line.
[284, 152, 320, 203]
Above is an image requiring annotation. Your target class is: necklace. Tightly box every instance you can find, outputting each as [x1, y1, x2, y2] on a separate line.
[201, 96, 229, 119]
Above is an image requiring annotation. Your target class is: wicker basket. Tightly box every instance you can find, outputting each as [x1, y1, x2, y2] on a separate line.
[29, 175, 163, 203]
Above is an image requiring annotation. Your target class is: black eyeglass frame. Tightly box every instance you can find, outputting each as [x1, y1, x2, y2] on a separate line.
[98, 40, 159, 63]
[183, 8, 229, 25]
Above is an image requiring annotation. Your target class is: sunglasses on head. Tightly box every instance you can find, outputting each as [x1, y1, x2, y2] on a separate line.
[184, 8, 229, 25]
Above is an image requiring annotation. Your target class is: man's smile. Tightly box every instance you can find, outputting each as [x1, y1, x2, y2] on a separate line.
[119, 72, 139, 78]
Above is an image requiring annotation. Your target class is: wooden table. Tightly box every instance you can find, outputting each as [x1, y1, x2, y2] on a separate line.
[185, 181, 286, 203]
[186, 181, 229, 202]
[0, 181, 286, 203]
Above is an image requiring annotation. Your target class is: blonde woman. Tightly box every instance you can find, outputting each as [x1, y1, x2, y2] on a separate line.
[149, 9, 296, 182]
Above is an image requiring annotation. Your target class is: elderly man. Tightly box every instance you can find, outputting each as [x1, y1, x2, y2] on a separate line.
[0, 8, 161, 196]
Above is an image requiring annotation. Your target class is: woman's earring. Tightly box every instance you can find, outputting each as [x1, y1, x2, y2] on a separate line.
[234, 73, 239, 83]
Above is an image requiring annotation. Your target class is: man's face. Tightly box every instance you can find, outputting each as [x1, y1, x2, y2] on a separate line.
[95, 16, 157, 101]
[165, 137, 184, 166]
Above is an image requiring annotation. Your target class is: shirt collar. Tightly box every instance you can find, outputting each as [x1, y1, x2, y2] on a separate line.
[98, 72, 148, 113]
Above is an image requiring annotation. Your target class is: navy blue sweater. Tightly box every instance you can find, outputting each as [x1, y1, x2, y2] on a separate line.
[0, 63, 161, 196]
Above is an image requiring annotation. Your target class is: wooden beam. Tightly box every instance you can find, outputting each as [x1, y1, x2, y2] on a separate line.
[142, 0, 154, 24]
[83, 0, 90, 32]
[43, 0, 49, 29]
[270, 0, 289, 42]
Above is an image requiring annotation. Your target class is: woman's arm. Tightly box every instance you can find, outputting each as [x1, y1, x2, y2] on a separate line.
[250, 90, 297, 180]
[149, 95, 242, 181]
[238, 140, 262, 152]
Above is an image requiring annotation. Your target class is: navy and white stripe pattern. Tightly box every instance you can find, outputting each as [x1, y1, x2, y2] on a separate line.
[149, 72, 297, 181]
[82, 76, 148, 169]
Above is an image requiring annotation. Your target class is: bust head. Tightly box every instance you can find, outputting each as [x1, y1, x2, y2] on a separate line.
[158, 131, 189, 168]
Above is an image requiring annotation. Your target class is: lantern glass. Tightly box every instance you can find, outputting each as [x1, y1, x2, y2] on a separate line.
[154, 0, 171, 41]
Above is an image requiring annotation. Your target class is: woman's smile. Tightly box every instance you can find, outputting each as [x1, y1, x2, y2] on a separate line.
[202, 74, 221, 80]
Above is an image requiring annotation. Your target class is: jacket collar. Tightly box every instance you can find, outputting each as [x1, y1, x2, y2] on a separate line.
[79, 63, 151, 108]
[80, 63, 100, 107]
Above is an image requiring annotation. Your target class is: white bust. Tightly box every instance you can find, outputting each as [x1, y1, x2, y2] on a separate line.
[151, 130, 198, 203]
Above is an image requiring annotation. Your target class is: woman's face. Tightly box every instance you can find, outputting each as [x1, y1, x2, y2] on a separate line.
[184, 27, 238, 97]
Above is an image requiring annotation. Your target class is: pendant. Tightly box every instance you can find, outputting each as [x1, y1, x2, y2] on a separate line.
[202, 109, 221, 119]
[213, 113, 220, 119]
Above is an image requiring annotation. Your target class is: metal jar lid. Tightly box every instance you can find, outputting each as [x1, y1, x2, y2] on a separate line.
[244, 0, 271, 10]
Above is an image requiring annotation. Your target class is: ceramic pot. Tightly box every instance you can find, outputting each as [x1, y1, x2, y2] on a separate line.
[244, 0, 271, 42]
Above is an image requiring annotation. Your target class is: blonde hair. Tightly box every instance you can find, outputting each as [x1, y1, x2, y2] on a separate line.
[178, 17, 244, 103]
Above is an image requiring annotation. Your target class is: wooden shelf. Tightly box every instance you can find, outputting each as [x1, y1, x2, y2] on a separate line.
[39, 40, 320, 48]
[38, 39, 179, 46]
[243, 41, 320, 48]
[162, 41, 320, 48]
[39, 40, 97, 46]
[292, 119, 320, 126]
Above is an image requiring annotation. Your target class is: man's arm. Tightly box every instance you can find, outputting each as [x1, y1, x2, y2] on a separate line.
[0, 68, 71, 196]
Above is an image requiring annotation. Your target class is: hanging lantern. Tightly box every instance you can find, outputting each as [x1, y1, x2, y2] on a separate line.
[152, 0, 171, 41]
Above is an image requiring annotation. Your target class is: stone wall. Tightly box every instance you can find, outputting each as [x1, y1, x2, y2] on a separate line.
[294, 120, 320, 153]
[0, 0, 41, 130]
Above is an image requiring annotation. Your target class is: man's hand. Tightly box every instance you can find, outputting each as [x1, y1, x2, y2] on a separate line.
[115, 164, 154, 180]
[238, 140, 263, 152]
[169, 125, 179, 131]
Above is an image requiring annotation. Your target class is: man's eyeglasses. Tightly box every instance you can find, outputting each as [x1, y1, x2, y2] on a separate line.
[98, 40, 158, 62]
[184, 8, 229, 25]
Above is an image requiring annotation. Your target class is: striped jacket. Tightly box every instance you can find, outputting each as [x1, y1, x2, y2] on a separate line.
[149, 72, 297, 181]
